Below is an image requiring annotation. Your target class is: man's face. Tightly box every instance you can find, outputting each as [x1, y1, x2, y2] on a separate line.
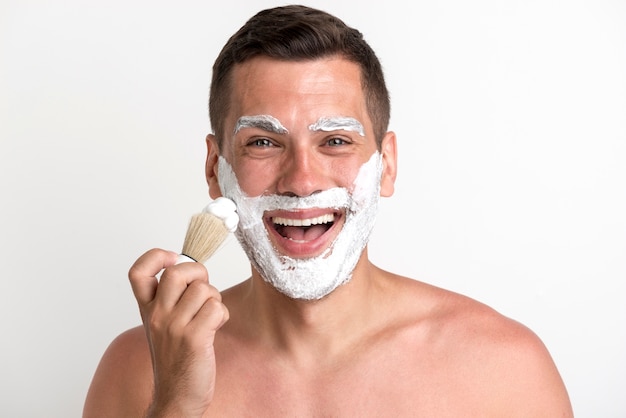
[208, 56, 396, 299]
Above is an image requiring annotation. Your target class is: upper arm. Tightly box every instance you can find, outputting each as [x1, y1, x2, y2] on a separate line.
[83, 326, 153, 418]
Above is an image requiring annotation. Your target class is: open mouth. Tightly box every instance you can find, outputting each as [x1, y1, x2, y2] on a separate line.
[270, 212, 338, 242]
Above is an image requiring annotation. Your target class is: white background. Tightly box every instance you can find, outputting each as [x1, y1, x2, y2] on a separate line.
[1, 0, 624, 416]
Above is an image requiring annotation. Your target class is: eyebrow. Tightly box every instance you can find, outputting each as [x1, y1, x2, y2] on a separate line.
[308, 117, 365, 137]
[234, 115, 289, 135]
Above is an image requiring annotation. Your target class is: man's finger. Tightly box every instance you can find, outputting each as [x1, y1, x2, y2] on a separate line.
[128, 248, 179, 305]
[156, 262, 210, 309]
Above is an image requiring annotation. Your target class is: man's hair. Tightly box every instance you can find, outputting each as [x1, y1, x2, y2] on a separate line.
[209, 5, 390, 147]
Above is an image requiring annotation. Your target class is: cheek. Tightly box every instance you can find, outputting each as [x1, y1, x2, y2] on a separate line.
[331, 163, 359, 188]
[229, 160, 275, 197]
[349, 152, 384, 198]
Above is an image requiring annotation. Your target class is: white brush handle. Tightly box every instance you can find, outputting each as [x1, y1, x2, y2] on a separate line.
[176, 254, 196, 264]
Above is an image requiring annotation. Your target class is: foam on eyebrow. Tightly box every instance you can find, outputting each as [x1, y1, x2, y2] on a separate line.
[308, 117, 365, 137]
[234, 115, 289, 135]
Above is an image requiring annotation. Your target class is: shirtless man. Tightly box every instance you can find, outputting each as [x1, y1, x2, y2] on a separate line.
[84, 5, 573, 417]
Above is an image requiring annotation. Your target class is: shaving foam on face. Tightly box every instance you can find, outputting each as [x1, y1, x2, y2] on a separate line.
[308, 116, 365, 137]
[217, 152, 383, 300]
[234, 115, 289, 135]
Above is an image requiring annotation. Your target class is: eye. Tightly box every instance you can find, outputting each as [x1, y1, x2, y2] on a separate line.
[248, 138, 274, 147]
[243, 136, 282, 159]
[326, 137, 348, 146]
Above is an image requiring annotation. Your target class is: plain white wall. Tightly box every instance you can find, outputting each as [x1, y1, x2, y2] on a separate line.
[1, 0, 624, 416]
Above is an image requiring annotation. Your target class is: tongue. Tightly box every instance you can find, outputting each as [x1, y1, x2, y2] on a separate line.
[281, 225, 328, 241]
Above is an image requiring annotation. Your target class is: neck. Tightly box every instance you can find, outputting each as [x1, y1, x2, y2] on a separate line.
[243, 251, 382, 366]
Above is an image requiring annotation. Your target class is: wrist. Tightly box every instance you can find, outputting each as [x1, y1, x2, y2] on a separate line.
[146, 399, 207, 418]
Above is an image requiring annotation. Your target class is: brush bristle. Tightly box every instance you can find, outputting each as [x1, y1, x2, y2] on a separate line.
[181, 212, 229, 263]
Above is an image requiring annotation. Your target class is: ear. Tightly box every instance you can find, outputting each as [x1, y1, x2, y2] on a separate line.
[379, 131, 397, 197]
[205, 134, 223, 199]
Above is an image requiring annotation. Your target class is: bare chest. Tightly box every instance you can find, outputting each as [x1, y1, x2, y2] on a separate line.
[207, 340, 484, 417]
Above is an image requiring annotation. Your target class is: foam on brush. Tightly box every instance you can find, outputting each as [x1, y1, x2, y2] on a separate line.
[179, 197, 239, 264]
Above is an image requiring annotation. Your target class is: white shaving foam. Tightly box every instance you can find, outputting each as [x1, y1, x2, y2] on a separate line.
[308, 116, 365, 137]
[203, 197, 239, 232]
[234, 115, 289, 135]
[218, 152, 382, 300]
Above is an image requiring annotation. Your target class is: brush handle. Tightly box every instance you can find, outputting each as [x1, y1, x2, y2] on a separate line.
[176, 254, 196, 264]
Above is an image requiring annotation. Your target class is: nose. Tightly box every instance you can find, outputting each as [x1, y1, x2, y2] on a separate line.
[276, 148, 329, 197]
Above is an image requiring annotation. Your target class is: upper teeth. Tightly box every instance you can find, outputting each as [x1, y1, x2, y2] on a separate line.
[273, 214, 334, 227]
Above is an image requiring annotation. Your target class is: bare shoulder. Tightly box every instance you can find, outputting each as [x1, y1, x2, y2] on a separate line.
[383, 273, 573, 417]
[83, 326, 153, 417]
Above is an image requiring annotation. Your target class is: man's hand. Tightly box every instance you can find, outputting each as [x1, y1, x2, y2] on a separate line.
[128, 248, 229, 417]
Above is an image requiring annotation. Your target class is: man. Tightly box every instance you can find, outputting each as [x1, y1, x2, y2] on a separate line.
[84, 5, 573, 417]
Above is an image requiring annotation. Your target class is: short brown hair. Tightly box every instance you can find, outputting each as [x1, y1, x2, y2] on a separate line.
[209, 5, 390, 147]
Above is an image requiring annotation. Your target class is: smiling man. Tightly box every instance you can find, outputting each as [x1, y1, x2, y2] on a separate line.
[84, 5, 573, 417]
[212, 74, 388, 300]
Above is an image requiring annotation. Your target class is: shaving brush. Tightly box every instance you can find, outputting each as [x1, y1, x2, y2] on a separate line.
[178, 197, 239, 264]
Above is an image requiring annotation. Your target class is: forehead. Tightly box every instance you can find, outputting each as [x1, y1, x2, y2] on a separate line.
[226, 56, 369, 130]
